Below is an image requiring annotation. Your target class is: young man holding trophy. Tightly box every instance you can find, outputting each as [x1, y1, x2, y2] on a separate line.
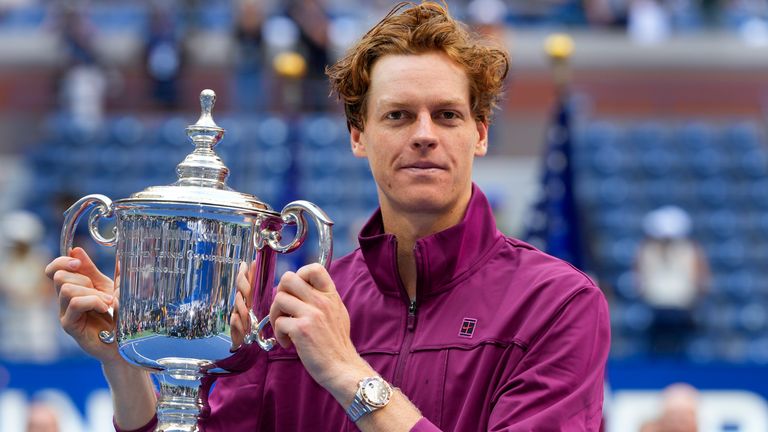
[46, 2, 609, 431]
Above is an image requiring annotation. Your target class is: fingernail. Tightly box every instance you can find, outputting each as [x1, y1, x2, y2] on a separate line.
[68, 259, 81, 269]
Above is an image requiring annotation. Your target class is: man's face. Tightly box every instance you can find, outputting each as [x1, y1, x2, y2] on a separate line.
[350, 52, 488, 219]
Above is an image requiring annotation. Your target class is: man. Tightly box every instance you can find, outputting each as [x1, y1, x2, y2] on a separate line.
[46, 2, 609, 431]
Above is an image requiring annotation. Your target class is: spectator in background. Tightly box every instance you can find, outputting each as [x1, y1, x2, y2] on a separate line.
[25, 401, 60, 432]
[636, 206, 710, 357]
[55, 4, 107, 132]
[466, 0, 509, 42]
[656, 383, 699, 432]
[628, 0, 671, 44]
[641, 383, 700, 432]
[0, 211, 57, 362]
[639, 419, 658, 432]
[144, 2, 184, 110]
[285, 0, 331, 111]
[233, 0, 268, 112]
[505, 0, 588, 25]
[584, 0, 630, 27]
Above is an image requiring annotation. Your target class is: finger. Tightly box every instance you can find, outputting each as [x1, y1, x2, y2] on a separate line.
[112, 287, 120, 315]
[229, 291, 251, 349]
[60, 295, 112, 333]
[269, 290, 312, 325]
[59, 283, 114, 317]
[235, 291, 250, 331]
[295, 263, 335, 293]
[45, 256, 82, 280]
[276, 271, 314, 302]
[229, 305, 245, 348]
[272, 315, 295, 349]
[52, 270, 95, 293]
[236, 263, 252, 308]
[69, 247, 113, 292]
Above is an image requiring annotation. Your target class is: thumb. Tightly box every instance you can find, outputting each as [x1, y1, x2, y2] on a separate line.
[69, 247, 114, 292]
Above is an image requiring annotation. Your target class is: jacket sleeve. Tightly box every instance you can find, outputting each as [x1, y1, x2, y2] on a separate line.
[487, 286, 610, 431]
[409, 417, 442, 431]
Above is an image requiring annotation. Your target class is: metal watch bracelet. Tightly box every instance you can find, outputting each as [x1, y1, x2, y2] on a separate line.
[346, 393, 374, 422]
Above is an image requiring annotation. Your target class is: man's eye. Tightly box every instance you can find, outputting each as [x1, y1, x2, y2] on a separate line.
[385, 111, 404, 120]
[440, 111, 459, 120]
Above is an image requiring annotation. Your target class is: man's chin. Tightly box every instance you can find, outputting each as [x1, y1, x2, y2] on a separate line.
[390, 194, 453, 215]
[379, 182, 468, 215]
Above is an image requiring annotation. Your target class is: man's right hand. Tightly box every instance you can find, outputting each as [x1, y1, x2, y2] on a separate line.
[45, 247, 158, 429]
[44, 247, 123, 366]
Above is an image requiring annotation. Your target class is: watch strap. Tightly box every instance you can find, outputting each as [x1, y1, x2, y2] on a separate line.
[346, 393, 374, 422]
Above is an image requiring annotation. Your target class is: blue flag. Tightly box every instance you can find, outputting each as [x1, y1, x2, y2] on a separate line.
[525, 92, 584, 270]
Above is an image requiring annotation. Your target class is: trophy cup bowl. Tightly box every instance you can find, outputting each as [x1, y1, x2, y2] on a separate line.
[60, 90, 333, 432]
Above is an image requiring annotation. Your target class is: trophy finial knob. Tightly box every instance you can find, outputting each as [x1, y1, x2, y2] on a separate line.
[195, 89, 219, 129]
[177, 88, 229, 187]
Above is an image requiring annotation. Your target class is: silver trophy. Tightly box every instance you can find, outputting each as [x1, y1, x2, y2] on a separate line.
[60, 89, 333, 432]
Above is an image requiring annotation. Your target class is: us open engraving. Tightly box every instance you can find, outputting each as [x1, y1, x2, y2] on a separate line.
[119, 216, 249, 275]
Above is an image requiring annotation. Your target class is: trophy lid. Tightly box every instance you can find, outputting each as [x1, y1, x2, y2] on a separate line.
[119, 89, 275, 214]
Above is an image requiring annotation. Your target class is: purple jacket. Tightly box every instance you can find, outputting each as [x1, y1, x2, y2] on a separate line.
[119, 185, 610, 431]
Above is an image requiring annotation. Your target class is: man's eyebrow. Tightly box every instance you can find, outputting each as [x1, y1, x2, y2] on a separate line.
[375, 97, 468, 110]
[434, 98, 468, 109]
[375, 98, 410, 110]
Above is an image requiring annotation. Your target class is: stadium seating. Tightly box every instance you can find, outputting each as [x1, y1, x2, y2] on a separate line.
[573, 117, 768, 363]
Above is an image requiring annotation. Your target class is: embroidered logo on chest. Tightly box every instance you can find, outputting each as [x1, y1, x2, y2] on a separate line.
[458, 318, 477, 338]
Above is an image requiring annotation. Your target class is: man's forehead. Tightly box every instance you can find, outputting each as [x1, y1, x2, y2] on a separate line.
[367, 53, 471, 109]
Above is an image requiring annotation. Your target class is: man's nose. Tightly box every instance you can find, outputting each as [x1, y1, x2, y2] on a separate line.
[411, 113, 438, 150]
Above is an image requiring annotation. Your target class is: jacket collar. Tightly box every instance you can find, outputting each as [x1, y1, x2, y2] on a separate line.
[358, 184, 504, 300]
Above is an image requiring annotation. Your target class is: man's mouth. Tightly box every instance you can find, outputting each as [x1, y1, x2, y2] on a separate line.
[401, 161, 444, 170]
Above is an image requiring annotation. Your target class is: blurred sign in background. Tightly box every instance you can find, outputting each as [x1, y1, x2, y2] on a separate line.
[1, 0, 768, 431]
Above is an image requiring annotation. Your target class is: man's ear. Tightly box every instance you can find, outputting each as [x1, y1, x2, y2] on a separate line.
[350, 126, 367, 158]
[474, 120, 489, 157]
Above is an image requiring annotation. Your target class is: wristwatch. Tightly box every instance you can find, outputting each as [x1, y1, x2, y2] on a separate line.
[345, 376, 393, 422]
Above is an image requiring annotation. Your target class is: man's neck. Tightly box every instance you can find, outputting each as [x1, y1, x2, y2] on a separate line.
[381, 203, 468, 301]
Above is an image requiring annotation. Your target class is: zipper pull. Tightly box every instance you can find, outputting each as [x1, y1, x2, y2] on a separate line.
[407, 299, 417, 330]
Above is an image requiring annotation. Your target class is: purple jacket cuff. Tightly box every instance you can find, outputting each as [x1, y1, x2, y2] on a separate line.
[410, 417, 442, 432]
[113, 415, 158, 432]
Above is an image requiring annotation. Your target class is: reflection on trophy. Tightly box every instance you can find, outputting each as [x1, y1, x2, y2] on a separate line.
[60, 89, 333, 432]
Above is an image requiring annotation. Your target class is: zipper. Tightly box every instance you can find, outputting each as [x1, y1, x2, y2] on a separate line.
[393, 298, 418, 387]
[391, 237, 421, 388]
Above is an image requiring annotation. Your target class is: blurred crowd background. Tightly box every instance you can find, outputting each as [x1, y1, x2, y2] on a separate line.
[0, 0, 767, 431]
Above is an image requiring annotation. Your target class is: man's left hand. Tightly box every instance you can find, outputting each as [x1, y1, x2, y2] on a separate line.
[269, 263, 371, 397]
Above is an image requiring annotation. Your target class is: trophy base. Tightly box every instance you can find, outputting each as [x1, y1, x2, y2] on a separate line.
[155, 358, 210, 432]
[157, 425, 199, 432]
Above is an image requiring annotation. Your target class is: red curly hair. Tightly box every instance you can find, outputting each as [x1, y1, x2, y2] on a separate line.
[326, 1, 510, 131]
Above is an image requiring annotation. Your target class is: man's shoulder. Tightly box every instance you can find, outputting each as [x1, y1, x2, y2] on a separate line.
[497, 236, 598, 293]
[482, 236, 608, 347]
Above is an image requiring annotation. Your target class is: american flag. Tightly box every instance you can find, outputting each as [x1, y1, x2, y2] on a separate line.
[524, 92, 585, 270]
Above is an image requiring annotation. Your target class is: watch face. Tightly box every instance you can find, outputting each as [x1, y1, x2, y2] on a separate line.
[361, 377, 391, 408]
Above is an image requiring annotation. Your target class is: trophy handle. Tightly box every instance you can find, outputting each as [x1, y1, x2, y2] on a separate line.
[244, 310, 276, 351]
[266, 200, 334, 268]
[60, 194, 118, 344]
[249, 200, 334, 351]
[61, 194, 117, 255]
